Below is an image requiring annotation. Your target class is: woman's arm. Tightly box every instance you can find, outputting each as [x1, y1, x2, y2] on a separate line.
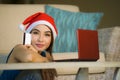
[8, 44, 50, 63]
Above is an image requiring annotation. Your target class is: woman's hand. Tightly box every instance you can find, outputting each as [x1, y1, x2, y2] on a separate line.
[24, 44, 50, 62]
[8, 44, 50, 63]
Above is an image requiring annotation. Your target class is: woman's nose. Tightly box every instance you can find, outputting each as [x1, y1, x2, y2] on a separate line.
[38, 35, 44, 42]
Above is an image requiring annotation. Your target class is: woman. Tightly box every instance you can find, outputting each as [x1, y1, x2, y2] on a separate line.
[0, 12, 58, 80]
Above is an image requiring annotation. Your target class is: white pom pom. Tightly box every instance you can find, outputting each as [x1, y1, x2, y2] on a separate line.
[19, 24, 25, 32]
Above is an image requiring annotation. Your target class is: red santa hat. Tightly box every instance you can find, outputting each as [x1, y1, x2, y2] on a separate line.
[19, 12, 58, 40]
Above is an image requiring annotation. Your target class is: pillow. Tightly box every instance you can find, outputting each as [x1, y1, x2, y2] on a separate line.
[45, 5, 104, 53]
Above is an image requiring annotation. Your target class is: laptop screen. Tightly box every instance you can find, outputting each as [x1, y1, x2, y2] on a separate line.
[77, 29, 99, 61]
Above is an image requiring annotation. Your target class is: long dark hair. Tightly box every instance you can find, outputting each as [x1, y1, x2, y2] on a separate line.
[41, 27, 57, 80]
[46, 28, 54, 55]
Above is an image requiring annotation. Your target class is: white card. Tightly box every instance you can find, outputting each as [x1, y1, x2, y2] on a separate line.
[24, 33, 31, 45]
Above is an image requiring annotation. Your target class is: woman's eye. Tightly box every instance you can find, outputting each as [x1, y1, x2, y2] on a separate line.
[32, 31, 39, 34]
[45, 33, 51, 37]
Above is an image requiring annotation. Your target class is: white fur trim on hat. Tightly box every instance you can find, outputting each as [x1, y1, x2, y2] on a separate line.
[19, 24, 26, 32]
[26, 20, 57, 40]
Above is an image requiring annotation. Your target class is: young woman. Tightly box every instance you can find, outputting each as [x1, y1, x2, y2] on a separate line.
[0, 12, 58, 80]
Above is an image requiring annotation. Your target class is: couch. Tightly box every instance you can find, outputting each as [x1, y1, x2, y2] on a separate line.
[0, 4, 120, 80]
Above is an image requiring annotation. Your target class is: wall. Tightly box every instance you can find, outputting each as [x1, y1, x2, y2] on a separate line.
[0, 0, 120, 28]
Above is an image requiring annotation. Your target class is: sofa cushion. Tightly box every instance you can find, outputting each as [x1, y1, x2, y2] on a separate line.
[98, 26, 120, 61]
[45, 5, 104, 53]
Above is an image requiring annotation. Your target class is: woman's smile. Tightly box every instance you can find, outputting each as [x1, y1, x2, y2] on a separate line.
[36, 44, 44, 48]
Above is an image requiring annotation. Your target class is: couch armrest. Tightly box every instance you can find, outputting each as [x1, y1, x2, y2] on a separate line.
[98, 26, 120, 61]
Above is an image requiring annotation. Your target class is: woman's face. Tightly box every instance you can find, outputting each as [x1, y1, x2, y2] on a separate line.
[31, 24, 52, 52]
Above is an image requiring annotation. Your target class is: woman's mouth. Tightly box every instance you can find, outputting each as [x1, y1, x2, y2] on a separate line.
[36, 44, 44, 48]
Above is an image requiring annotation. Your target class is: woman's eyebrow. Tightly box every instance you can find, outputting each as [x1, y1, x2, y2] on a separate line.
[31, 29, 51, 33]
[31, 29, 40, 32]
[45, 31, 51, 33]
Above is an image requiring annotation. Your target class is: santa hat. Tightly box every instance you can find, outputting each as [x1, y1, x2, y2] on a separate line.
[19, 12, 58, 40]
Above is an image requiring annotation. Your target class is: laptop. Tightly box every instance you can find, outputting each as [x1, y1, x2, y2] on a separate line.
[55, 29, 99, 62]
[77, 29, 99, 61]
[54, 29, 99, 62]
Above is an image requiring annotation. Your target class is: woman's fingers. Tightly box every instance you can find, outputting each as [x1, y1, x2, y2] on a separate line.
[25, 45, 38, 53]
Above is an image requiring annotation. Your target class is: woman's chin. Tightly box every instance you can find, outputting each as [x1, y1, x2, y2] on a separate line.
[35, 47, 45, 52]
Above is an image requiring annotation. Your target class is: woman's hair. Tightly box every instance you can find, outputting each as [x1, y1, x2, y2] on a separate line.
[46, 27, 54, 56]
